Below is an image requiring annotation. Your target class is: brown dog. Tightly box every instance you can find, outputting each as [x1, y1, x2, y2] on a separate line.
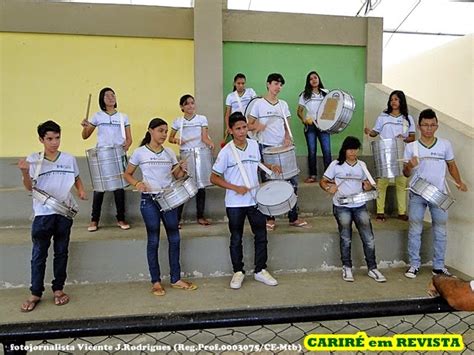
[428, 275, 474, 311]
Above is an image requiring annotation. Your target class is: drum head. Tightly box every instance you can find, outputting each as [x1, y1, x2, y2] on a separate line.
[256, 181, 294, 205]
[263, 145, 294, 154]
[244, 97, 263, 140]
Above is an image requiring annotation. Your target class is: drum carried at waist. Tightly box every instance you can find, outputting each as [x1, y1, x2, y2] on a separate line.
[179, 147, 213, 189]
[255, 181, 297, 216]
[154, 176, 198, 212]
[86, 145, 129, 192]
[262, 145, 299, 180]
[337, 190, 378, 206]
[409, 177, 455, 211]
[371, 138, 405, 178]
[32, 187, 78, 219]
[315, 90, 355, 134]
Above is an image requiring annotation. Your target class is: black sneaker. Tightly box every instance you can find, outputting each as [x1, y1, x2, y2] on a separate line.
[404, 266, 419, 279]
[432, 268, 454, 277]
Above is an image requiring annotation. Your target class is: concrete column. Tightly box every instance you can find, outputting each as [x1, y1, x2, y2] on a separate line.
[366, 17, 383, 83]
[194, 0, 224, 144]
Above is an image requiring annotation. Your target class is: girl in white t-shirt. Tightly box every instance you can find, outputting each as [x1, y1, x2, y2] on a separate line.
[168, 94, 214, 227]
[364, 90, 415, 222]
[81, 87, 132, 232]
[124, 118, 197, 296]
[224, 73, 257, 135]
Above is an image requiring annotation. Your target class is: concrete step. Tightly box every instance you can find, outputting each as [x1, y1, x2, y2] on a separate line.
[0, 217, 431, 288]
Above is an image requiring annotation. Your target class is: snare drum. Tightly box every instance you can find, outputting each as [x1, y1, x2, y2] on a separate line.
[371, 138, 405, 178]
[262, 145, 300, 180]
[315, 90, 355, 134]
[409, 177, 454, 211]
[32, 187, 78, 219]
[86, 145, 129, 192]
[155, 176, 198, 212]
[337, 190, 378, 206]
[256, 181, 297, 216]
[180, 147, 213, 188]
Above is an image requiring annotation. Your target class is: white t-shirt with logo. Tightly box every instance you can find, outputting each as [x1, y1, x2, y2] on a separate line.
[171, 114, 208, 150]
[373, 112, 415, 139]
[225, 88, 257, 114]
[249, 98, 291, 146]
[128, 145, 178, 192]
[404, 138, 454, 193]
[212, 139, 261, 207]
[323, 160, 371, 208]
[27, 152, 79, 216]
[89, 111, 130, 147]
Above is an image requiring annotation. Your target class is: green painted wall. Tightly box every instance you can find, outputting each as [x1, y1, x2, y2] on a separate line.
[223, 42, 366, 156]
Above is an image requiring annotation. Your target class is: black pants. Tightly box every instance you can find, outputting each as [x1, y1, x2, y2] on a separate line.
[91, 189, 126, 223]
[177, 188, 206, 221]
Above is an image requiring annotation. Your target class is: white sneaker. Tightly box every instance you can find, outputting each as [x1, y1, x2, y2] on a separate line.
[230, 271, 245, 289]
[254, 269, 278, 286]
[342, 266, 354, 282]
[368, 269, 387, 282]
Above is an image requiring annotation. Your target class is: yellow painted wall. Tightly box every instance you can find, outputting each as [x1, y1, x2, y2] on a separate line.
[0, 32, 194, 157]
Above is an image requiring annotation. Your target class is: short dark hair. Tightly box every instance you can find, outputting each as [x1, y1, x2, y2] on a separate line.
[99, 87, 117, 111]
[418, 108, 438, 125]
[37, 120, 61, 138]
[337, 136, 361, 165]
[266, 73, 285, 85]
[229, 111, 247, 128]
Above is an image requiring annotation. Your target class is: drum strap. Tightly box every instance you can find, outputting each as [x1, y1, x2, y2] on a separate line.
[278, 101, 294, 141]
[119, 113, 126, 140]
[359, 161, 377, 186]
[234, 91, 244, 115]
[229, 141, 252, 189]
[32, 151, 44, 185]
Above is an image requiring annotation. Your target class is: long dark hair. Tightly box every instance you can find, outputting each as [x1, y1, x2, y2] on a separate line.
[385, 90, 409, 123]
[337, 136, 361, 165]
[179, 94, 194, 112]
[232, 73, 246, 91]
[140, 118, 168, 146]
[302, 71, 326, 100]
[99, 87, 117, 111]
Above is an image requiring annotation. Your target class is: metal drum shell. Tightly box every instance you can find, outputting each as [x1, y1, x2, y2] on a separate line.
[180, 147, 213, 189]
[156, 177, 198, 212]
[315, 90, 356, 134]
[371, 138, 405, 178]
[255, 181, 297, 216]
[32, 187, 78, 219]
[244, 96, 263, 140]
[262, 145, 300, 180]
[410, 178, 454, 211]
[337, 190, 378, 205]
[86, 145, 129, 192]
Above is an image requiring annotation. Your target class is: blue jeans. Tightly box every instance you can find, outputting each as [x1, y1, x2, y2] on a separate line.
[227, 206, 268, 273]
[333, 205, 377, 270]
[259, 143, 299, 223]
[304, 124, 332, 177]
[30, 214, 73, 297]
[407, 192, 448, 269]
[140, 194, 181, 284]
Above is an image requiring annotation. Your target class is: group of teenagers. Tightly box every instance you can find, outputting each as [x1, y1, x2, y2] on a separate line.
[17, 71, 468, 312]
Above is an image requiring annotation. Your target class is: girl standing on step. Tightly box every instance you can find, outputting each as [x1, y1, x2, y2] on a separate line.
[169, 94, 214, 228]
[224, 73, 257, 134]
[124, 118, 197, 296]
[364, 90, 415, 222]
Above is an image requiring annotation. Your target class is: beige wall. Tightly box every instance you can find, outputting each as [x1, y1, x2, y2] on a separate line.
[364, 83, 474, 276]
[384, 34, 473, 127]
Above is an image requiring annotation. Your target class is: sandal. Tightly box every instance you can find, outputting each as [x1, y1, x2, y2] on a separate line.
[151, 283, 166, 296]
[376, 214, 386, 222]
[20, 296, 41, 312]
[398, 214, 409, 221]
[117, 221, 131, 230]
[304, 176, 317, 183]
[266, 222, 275, 231]
[53, 291, 70, 306]
[197, 218, 211, 226]
[171, 280, 198, 291]
[289, 220, 310, 228]
[87, 222, 98, 232]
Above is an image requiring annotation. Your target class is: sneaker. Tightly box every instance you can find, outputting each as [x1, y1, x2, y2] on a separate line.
[342, 266, 354, 282]
[230, 271, 245, 289]
[254, 269, 278, 286]
[432, 268, 454, 277]
[405, 266, 419, 279]
[368, 269, 387, 282]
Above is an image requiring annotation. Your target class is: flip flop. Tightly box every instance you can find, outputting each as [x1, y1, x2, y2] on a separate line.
[171, 280, 198, 291]
[197, 218, 211, 226]
[376, 214, 386, 222]
[151, 284, 166, 296]
[20, 297, 41, 312]
[289, 221, 309, 228]
[304, 177, 317, 183]
[117, 222, 131, 230]
[53, 291, 70, 306]
[266, 223, 275, 231]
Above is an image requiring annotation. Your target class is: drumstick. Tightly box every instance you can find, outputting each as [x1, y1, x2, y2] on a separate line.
[85, 93, 92, 120]
[171, 160, 186, 174]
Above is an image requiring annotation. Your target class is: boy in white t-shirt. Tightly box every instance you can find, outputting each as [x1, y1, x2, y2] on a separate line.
[18, 121, 87, 312]
[211, 112, 281, 289]
[320, 136, 386, 283]
[403, 109, 467, 279]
